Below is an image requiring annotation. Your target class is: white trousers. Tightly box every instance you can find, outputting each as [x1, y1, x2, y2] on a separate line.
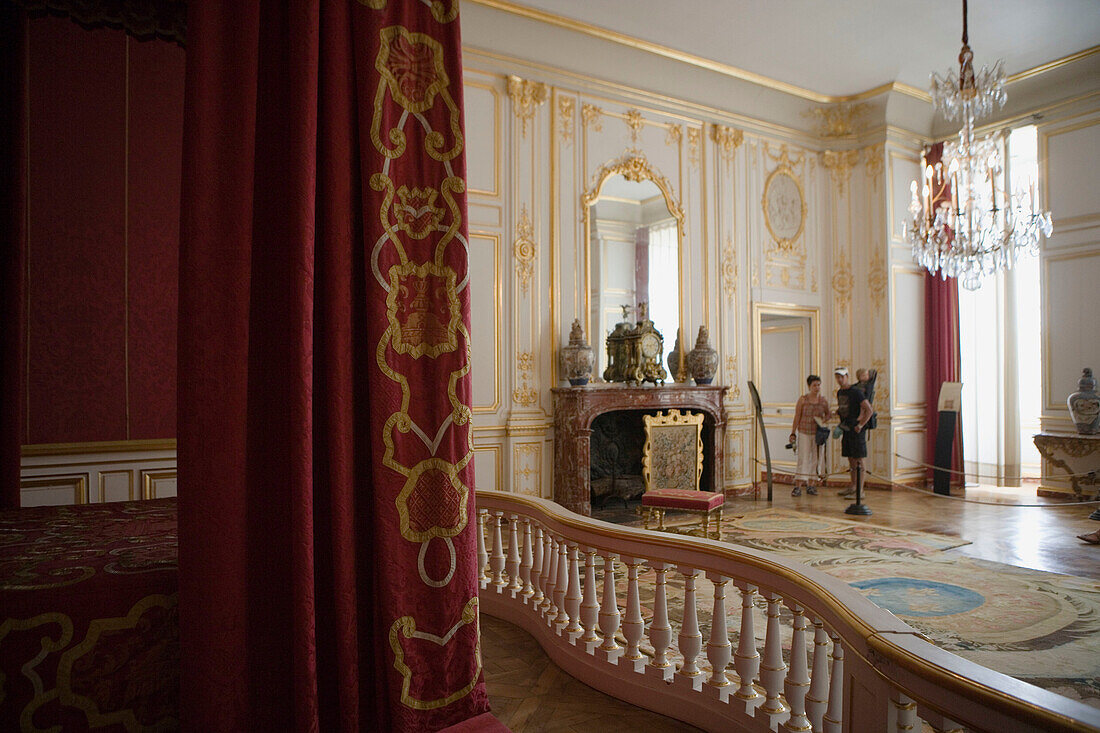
[795, 431, 824, 484]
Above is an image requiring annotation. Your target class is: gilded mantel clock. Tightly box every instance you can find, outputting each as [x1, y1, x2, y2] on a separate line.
[604, 303, 666, 385]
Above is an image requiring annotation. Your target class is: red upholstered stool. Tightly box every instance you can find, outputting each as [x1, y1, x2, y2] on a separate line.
[641, 488, 724, 538]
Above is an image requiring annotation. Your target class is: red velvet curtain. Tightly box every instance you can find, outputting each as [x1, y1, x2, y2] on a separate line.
[178, 1, 487, 730]
[0, 5, 27, 509]
[923, 143, 964, 483]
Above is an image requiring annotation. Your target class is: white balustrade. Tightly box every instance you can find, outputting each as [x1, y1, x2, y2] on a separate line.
[475, 490, 1100, 733]
[806, 620, 830, 731]
[564, 544, 583, 635]
[622, 557, 646, 670]
[597, 553, 621, 658]
[520, 518, 534, 598]
[704, 573, 732, 696]
[676, 567, 703, 684]
[507, 514, 522, 593]
[476, 510, 488, 583]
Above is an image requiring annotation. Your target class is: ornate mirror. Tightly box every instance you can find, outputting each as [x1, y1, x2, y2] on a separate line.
[583, 154, 685, 379]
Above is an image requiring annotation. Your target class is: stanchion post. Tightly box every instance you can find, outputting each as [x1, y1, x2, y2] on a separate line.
[845, 463, 871, 516]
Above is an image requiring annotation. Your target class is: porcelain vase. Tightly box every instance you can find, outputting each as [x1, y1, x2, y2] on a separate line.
[687, 325, 718, 385]
[1067, 367, 1100, 435]
[666, 328, 682, 382]
[559, 319, 595, 386]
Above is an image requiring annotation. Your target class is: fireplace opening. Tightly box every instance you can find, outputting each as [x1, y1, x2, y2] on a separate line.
[589, 408, 715, 509]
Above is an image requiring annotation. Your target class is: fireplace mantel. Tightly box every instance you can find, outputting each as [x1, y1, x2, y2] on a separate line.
[551, 384, 726, 515]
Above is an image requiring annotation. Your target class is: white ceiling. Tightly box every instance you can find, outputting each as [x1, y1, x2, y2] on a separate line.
[504, 0, 1100, 97]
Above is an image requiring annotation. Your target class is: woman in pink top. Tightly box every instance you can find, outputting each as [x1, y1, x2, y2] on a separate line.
[789, 375, 831, 496]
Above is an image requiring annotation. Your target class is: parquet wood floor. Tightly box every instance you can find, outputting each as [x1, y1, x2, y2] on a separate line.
[480, 614, 701, 732]
[483, 482, 1099, 729]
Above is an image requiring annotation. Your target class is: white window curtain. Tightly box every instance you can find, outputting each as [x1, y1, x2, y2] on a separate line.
[647, 221, 678, 346]
[958, 125, 1042, 486]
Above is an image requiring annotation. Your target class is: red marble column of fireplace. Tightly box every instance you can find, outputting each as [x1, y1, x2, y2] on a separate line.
[551, 384, 726, 516]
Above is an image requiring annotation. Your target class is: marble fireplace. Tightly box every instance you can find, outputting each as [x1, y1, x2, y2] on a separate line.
[551, 384, 727, 516]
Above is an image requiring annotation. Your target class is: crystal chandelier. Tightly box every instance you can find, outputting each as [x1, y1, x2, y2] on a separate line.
[904, 0, 1052, 291]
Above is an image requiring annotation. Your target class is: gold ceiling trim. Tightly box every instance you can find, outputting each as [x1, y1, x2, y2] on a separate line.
[468, 0, 1097, 106]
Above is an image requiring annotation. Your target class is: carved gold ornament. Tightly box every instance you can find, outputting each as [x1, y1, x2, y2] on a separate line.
[665, 124, 683, 147]
[721, 236, 738, 302]
[512, 351, 538, 407]
[710, 124, 744, 167]
[869, 249, 887, 311]
[581, 103, 603, 132]
[687, 127, 701, 168]
[624, 109, 644, 143]
[821, 149, 861, 196]
[762, 164, 806, 254]
[557, 96, 575, 144]
[506, 76, 549, 138]
[582, 152, 684, 227]
[513, 205, 536, 293]
[804, 102, 868, 138]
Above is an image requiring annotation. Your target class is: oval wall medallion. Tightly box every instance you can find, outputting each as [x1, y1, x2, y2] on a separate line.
[762, 166, 806, 252]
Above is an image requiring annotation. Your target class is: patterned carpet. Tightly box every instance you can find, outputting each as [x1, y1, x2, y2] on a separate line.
[623, 508, 1100, 708]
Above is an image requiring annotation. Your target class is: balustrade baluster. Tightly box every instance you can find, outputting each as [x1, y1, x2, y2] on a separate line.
[580, 548, 601, 644]
[542, 532, 558, 618]
[476, 510, 488, 584]
[781, 605, 811, 732]
[676, 567, 703, 683]
[734, 584, 762, 704]
[564, 544, 583, 635]
[507, 514, 522, 593]
[490, 512, 506, 589]
[759, 593, 789, 716]
[647, 563, 672, 674]
[554, 540, 570, 627]
[806, 620, 830, 731]
[520, 518, 534, 598]
[530, 524, 544, 606]
[622, 557, 646, 669]
[705, 573, 732, 694]
[822, 634, 844, 733]
[597, 553, 621, 655]
[892, 693, 919, 732]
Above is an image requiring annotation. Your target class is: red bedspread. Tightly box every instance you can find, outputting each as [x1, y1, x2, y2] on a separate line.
[0, 499, 178, 731]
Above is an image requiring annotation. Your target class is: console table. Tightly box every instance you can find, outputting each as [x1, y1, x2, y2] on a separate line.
[551, 384, 726, 516]
[1033, 432, 1100, 519]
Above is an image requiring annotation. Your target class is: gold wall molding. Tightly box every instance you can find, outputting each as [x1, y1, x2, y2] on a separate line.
[98, 469, 135, 502]
[512, 351, 538, 407]
[463, 78, 503, 197]
[512, 442, 542, 496]
[820, 149, 861, 196]
[804, 102, 869, 138]
[624, 108, 644, 143]
[582, 102, 603, 131]
[513, 205, 536, 293]
[871, 359, 890, 416]
[710, 124, 744, 167]
[141, 469, 176, 499]
[724, 356, 741, 403]
[20, 474, 89, 504]
[506, 75, 549, 137]
[557, 95, 575, 144]
[473, 444, 503, 491]
[468, 232, 502, 414]
[665, 123, 683, 147]
[22, 439, 177, 456]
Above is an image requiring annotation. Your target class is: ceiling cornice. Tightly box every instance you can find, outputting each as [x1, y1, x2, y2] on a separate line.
[467, 0, 1098, 107]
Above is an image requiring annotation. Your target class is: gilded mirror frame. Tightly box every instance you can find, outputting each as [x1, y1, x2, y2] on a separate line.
[751, 302, 820, 409]
[581, 152, 686, 377]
